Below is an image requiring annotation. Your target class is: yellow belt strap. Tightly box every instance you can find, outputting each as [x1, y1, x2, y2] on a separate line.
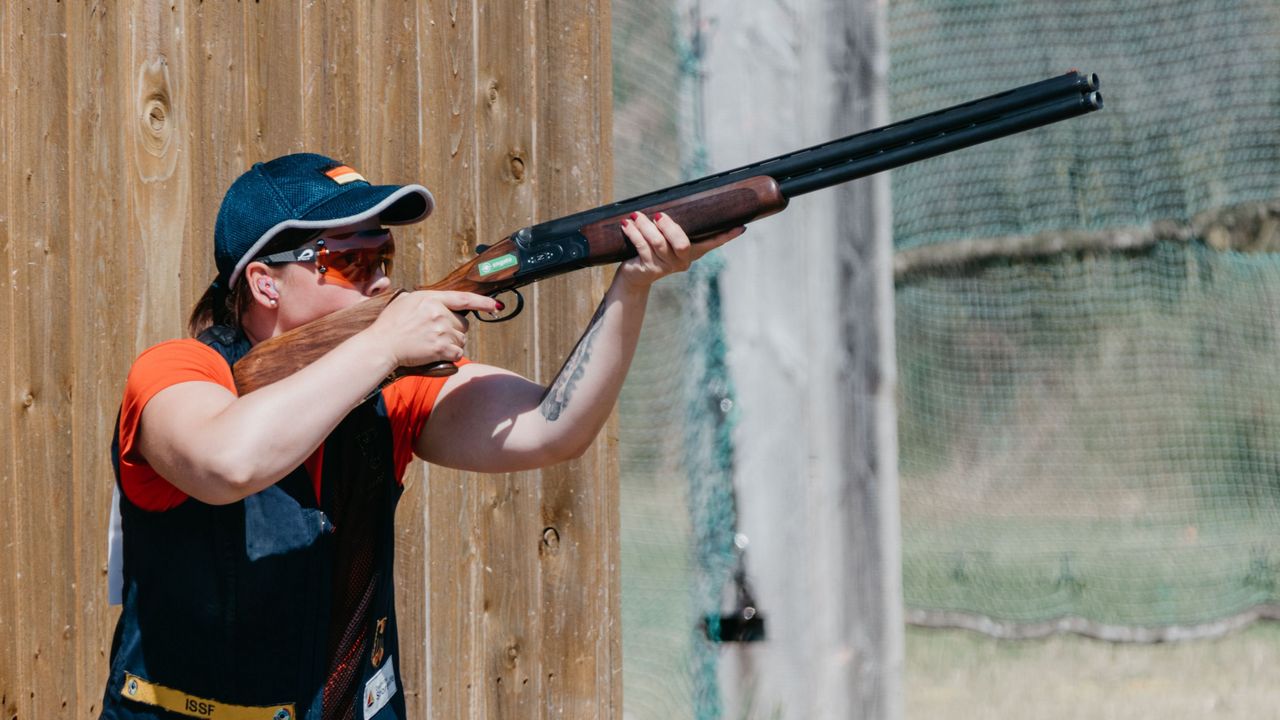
[119, 673, 296, 720]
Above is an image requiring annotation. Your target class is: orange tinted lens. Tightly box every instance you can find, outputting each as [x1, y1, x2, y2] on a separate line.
[318, 242, 394, 284]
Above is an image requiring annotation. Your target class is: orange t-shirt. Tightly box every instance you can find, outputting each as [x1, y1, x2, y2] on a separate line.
[117, 339, 461, 511]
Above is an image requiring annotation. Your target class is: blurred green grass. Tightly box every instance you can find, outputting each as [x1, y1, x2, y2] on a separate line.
[906, 622, 1280, 720]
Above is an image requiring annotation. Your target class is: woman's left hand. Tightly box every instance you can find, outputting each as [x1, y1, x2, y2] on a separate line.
[616, 212, 746, 289]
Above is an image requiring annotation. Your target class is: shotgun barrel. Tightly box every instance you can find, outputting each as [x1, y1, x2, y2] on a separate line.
[778, 89, 1103, 196]
[531, 71, 1100, 240]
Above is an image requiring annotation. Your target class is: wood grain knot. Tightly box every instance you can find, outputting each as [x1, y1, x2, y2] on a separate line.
[541, 527, 560, 554]
[21, 392, 34, 408]
[486, 79, 500, 105]
[508, 153, 526, 183]
[135, 56, 179, 181]
[138, 75, 173, 156]
[139, 91, 172, 156]
[146, 101, 167, 133]
[453, 224, 477, 258]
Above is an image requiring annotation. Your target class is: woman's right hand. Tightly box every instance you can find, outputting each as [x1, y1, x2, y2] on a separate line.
[363, 290, 500, 368]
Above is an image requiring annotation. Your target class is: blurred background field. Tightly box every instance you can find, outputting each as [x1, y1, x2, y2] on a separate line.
[612, 0, 1280, 716]
[905, 623, 1280, 720]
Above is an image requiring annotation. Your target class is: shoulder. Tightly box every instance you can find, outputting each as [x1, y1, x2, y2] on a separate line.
[118, 339, 233, 510]
[382, 357, 472, 427]
[130, 338, 230, 377]
[380, 358, 476, 480]
[126, 339, 235, 399]
[120, 339, 236, 461]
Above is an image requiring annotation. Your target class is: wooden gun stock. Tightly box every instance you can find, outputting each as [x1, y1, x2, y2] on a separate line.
[229, 290, 461, 396]
[231, 176, 787, 395]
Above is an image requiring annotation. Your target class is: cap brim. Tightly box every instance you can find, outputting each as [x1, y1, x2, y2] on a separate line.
[227, 184, 434, 286]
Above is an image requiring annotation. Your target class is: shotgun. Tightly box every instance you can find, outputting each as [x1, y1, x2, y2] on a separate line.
[233, 71, 1102, 394]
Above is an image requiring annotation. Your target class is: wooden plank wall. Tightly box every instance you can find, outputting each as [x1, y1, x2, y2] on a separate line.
[0, 2, 617, 718]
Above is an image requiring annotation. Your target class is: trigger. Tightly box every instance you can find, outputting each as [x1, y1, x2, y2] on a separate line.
[475, 288, 524, 323]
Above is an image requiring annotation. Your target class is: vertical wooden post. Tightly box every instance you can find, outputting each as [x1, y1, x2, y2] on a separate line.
[0, 8, 21, 716]
[414, 0, 484, 713]
[67, 1, 135, 712]
[5, 3, 74, 713]
[535, 0, 620, 714]
[416, 0, 619, 714]
[244, 1, 305, 161]
[699, 0, 902, 716]
[126, 0, 189, 347]
[469, 1, 544, 716]
[0, 2, 12, 710]
[831, 2, 904, 717]
[185, 0, 247, 311]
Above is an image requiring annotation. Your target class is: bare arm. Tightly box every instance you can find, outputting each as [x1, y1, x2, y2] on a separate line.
[137, 290, 496, 504]
[416, 213, 744, 472]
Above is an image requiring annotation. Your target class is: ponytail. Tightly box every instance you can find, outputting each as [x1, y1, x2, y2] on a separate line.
[188, 279, 254, 337]
[187, 228, 322, 337]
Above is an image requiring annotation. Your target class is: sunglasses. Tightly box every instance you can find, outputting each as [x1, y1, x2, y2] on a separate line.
[256, 229, 395, 286]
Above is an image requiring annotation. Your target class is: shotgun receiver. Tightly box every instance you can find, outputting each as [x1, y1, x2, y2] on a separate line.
[233, 71, 1102, 394]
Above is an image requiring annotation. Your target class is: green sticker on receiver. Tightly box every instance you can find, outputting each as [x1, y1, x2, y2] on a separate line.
[477, 253, 518, 276]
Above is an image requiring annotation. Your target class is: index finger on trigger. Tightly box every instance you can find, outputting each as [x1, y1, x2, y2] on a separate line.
[437, 291, 502, 314]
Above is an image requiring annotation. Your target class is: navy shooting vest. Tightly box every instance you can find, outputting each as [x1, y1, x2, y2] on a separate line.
[100, 326, 407, 720]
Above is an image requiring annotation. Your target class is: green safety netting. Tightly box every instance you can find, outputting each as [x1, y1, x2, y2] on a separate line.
[891, 0, 1280, 635]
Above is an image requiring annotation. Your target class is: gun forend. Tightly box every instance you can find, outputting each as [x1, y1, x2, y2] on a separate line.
[580, 175, 788, 264]
[423, 175, 788, 294]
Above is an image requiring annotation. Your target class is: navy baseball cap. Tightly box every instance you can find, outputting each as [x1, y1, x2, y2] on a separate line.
[213, 153, 435, 288]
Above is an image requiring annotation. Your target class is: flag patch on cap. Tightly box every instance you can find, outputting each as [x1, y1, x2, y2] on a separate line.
[324, 165, 366, 185]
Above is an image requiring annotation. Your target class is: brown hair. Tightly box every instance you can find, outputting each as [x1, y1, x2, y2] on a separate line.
[187, 228, 319, 336]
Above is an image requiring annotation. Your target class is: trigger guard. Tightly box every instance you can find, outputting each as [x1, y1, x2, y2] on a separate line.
[475, 288, 524, 323]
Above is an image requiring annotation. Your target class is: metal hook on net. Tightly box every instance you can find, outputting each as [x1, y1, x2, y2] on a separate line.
[701, 534, 766, 643]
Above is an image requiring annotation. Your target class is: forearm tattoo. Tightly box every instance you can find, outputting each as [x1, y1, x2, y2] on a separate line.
[539, 300, 609, 421]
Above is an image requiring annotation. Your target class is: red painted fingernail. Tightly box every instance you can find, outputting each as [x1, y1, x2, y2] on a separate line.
[621, 218, 630, 227]
[653, 212, 664, 221]
[629, 212, 639, 221]
[495, 300, 506, 311]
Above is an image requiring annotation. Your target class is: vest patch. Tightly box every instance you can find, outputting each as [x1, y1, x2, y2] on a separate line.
[363, 657, 398, 720]
[371, 616, 388, 668]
